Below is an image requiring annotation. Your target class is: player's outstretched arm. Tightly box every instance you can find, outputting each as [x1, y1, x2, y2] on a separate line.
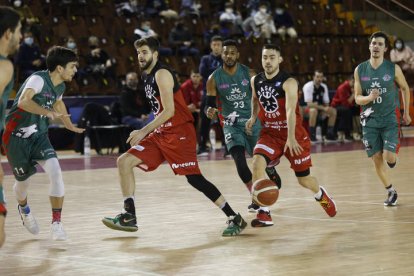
[395, 64, 412, 125]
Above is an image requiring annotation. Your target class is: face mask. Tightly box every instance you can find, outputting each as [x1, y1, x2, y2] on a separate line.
[127, 80, 138, 88]
[225, 8, 233, 13]
[260, 8, 267, 13]
[13, 0, 22, 7]
[142, 25, 150, 31]
[67, 42, 76, 49]
[275, 8, 284, 15]
[395, 42, 403, 50]
[24, 37, 34, 46]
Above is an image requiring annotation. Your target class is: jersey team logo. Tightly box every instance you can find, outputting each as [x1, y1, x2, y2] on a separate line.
[258, 85, 278, 113]
[382, 74, 391, 81]
[145, 84, 160, 115]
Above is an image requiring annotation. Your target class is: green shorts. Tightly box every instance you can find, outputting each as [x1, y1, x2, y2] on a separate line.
[4, 134, 57, 181]
[223, 120, 261, 156]
[362, 124, 399, 157]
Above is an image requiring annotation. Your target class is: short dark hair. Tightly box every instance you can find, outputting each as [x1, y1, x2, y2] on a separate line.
[191, 68, 200, 74]
[210, 35, 223, 43]
[46, 46, 78, 72]
[0, 6, 20, 38]
[262, 44, 281, 54]
[222, 39, 238, 48]
[134, 36, 160, 52]
[369, 31, 390, 48]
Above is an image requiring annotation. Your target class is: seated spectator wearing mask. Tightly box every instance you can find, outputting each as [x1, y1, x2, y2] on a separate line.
[390, 38, 414, 73]
[15, 29, 45, 80]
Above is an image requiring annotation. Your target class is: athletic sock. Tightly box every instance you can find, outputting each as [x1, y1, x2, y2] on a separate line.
[385, 184, 395, 192]
[19, 203, 30, 214]
[124, 197, 136, 216]
[221, 202, 236, 217]
[52, 208, 62, 223]
[314, 188, 323, 200]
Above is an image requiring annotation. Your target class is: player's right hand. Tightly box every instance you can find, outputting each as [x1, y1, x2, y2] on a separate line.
[369, 88, 380, 101]
[206, 107, 218, 119]
[46, 111, 70, 120]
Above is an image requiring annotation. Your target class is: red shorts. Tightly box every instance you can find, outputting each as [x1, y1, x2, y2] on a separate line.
[127, 122, 201, 175]
[253, 128, 312, 172]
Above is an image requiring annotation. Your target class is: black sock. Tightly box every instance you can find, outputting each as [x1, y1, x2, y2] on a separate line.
[221, 202, 236, 217]
[124, 198, 136, 216]
[387, 161, 396, 168]
[385, 184, 393, 191]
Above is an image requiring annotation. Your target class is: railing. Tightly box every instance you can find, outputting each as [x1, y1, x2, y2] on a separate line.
[364, 0, 414, 31]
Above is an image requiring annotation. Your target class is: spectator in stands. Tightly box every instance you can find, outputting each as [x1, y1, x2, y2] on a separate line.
[219, 2, 244, 38]
[168, 19, 199, 56]
[119, 72, 153, 129]
[303, 70, 337, 142]
[273, 4, 297, 39]
[144, 0, 178, 19]
[65, 35, 78, 54]
[242, 2, 276, 39]
[180, 69, 203, 130]
[133, 20, 172, 56]
[198, 35, 223, 155]
[85, 35, 115, 85]
[12, 0, 42, 41]
[180, 0, 202, 18]
[331, 76, 359, 142]
[15, 29, 45, 80]
[390, 38, 414, 73]
[115, 0, 141, 17]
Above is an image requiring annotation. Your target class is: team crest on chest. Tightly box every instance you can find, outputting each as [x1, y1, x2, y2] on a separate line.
[258, 85, 278, 112]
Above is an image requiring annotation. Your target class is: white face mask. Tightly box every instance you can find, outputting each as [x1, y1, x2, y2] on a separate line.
[275, 8, 284, 15]
[225, 8, 233, 14]
[67, 42, 76, 49]
[13, 0, 22, 7]
[24, 37, 34, 46]
[260, 8, 267, 13]
[395, 42, 403, 50]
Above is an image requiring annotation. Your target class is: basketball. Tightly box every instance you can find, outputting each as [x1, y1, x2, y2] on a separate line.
[252, 179, 279, 207]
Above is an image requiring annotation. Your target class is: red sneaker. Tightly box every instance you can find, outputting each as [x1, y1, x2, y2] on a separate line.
[316, 187, 337, 217]
[251, 210, 274, 227]
[0, 203, 6, 216]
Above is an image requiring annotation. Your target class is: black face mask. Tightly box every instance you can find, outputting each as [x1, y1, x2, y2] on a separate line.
[89, 45, 97, 49]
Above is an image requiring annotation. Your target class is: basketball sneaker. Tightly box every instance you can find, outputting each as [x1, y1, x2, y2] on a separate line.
[222, 213, 247, 236]
[18, 205, 39, 235]
[384, 189, 398, 206]
[0, 203, 7, 216]
[251, 210, 274, 227]
[316, 186, 337, 217]
[51, 221, 67, 241]
[102, 212, 138, 232]
[265, 166, 282, 189]
[247, 201, 260, 213]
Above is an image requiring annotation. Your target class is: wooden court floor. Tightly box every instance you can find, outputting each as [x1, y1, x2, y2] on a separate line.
[1, 146, 414, 275]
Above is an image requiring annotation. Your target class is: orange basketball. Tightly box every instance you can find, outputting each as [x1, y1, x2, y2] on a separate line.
[252, 178, 279, 207]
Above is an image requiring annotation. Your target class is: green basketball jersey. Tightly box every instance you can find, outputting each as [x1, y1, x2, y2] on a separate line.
[357, 59, 399, 127]
[0, 55, 14, 130]
[212, 64, 252, 125]
[6, 70, 65, 138]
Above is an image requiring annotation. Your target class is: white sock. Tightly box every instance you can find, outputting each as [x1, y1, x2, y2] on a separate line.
[314, 188, 323, 200]
[259, 206, 269, 212]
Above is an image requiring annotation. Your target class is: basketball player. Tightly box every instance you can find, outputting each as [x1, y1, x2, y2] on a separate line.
[0, 6, 21, 248]
[205, 39, 281, 227]
[102, 37, 247, 237]
[354, 31, 411, 206]
[246, 44, 337, 221]
[2, 46, 84, 241]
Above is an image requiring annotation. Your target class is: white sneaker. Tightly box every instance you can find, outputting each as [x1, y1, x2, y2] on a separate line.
[18, 205, 39, 235]
[51, 221, 67, 241]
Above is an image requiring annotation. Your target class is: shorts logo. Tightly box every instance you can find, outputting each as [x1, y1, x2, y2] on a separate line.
[171, 162, 196, 169]
[294, 155, 310, 165]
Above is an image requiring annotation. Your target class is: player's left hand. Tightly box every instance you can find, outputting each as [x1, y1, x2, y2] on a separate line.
[284, 136, 303, 156]
[127, 129, 146, 146]
[403, 113, 412, 126]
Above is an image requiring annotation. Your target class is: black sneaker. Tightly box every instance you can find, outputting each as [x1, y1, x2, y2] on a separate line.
[197, 148, 209, 156]
[265, 166, 282, 189]
[248, 201, 260, 213]
[102, 212, 138, 232]
[384, 189, 398, 206]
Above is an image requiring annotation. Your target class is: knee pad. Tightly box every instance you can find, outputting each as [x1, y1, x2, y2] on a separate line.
[230, 146, 252, 184]
[39, 158, 65, 197]
[13, 180, 30, 201]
